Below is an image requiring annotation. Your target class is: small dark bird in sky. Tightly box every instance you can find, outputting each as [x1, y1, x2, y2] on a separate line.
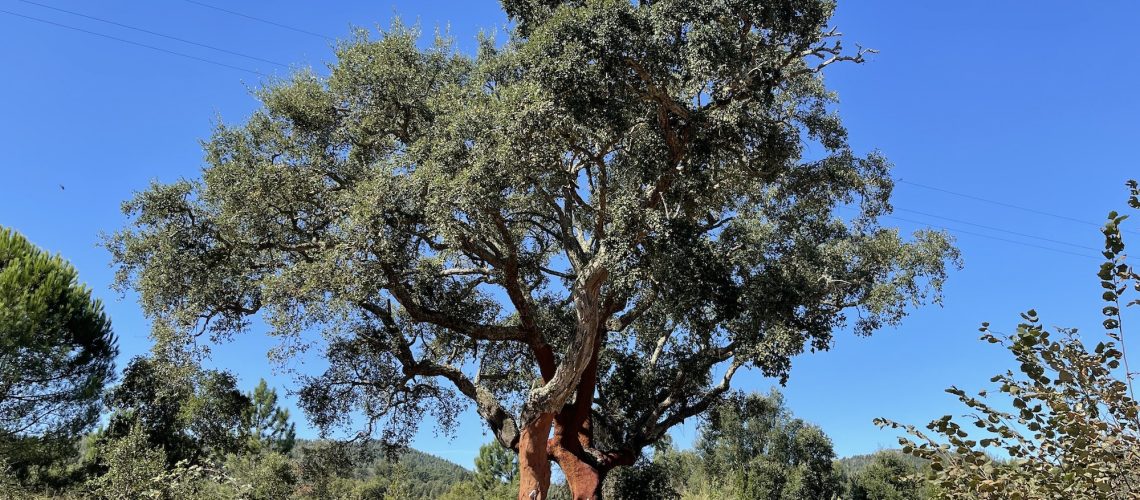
[59, 184, 65, 191]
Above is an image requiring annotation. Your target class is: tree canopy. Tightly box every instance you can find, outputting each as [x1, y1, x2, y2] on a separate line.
[108, 0, 958, 497]
[102, 356, 251, 466]
[696, 390, 841, 499]
[0, 227, 118, 471]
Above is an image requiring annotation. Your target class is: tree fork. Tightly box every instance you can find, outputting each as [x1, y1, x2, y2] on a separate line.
[550, 442, 606, 500]
[552, 348, 601, 499]
[549, 410, 636, 499]
[514, 338, 559, 499]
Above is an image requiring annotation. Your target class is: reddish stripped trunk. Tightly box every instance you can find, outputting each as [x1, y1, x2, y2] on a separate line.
[517, 342, 558, 500]
[549, 432, 607, 500]
[518, 413, 555, 500]
[550, 409, 636, 499]
[517, 343, 610, 499]
[553, 348, 603, 499]
[548, 347, 636, 499]
[520, 294, 622, 499]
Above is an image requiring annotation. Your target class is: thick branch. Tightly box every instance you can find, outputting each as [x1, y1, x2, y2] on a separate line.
[648, 358, 744, 442]
[360, 300, 522, 450]
[639, 342, 738, 440]
[522, 261, 610, 422]
[372, 274, 527, 342]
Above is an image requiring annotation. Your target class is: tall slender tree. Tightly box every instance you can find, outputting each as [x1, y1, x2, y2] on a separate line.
[244, 379, 296, 454]
[108, 1, 958, 497]
[475, 441, 519, 490]
[0, 227, 118, 471]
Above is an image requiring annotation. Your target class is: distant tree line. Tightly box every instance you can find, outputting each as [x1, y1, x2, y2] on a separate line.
[603, 389, 935, 500]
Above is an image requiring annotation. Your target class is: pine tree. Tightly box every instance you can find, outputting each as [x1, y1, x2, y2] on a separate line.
[244, 379, 296, 454]
[0, 227, 118, 472]
[475, 442, 518, 490]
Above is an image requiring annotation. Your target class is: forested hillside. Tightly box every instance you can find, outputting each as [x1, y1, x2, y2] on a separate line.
[837, 451, 928, 477]
[288, 441, 472, 498]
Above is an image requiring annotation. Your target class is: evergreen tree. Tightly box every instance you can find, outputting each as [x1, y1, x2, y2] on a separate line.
[845, 451, 929, 500]
[383, 461, 412, 500]
[244, 379, 296, 454]
[475, 442, 518, 490]
[0, 227, 118, 473]
[108, 1, 959, 496]
[697, 390, 842, 499]
[102, 356, 251, 466]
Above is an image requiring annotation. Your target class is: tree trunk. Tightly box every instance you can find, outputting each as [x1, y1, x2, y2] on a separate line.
[521, 282, 614, 499]
[518, 413, 555, 500]
[550, 439, 607, 500]
[549, 347, 609, 499]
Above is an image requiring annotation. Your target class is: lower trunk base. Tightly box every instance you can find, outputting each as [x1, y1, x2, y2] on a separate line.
[518, 414, 555, 500]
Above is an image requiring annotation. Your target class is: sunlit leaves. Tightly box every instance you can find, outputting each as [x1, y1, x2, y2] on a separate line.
[107, 0, 958, 465]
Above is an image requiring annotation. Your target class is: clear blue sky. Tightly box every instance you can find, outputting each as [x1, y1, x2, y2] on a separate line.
[1, 1, 1137, 469]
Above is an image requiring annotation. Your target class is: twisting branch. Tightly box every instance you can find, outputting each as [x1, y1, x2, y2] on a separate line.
[439, 267, 493, 277]
[638, 341, 738, 438]
[796, 30, 878, 75]
[484, 210, 542, 342]
[642, 358, 745, 445]
[605, 291, 657, 333]
[358, 300, 522, 450]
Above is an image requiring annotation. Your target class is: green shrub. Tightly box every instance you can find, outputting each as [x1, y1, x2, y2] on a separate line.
[92, 423, 166, 499]
[603, 461, 680, 500]
[225, 451, 297, 499]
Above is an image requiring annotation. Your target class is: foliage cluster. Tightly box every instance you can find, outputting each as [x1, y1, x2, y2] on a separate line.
[5, 0, 1139, 498]
[603, 390, 932, 500]
[105, 2, 958, 496]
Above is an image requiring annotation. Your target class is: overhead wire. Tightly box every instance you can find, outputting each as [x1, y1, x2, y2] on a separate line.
[0, 8, 268, 76]
[17, 0, 289, 68]
[893, 206, 1102, 252]
[896, 178, 1136, 234]
[0, 4, 1116, 259]
[180, 0, 335, 41]
[883, 213, 1100, 260]
[836, 200, 1102, 260]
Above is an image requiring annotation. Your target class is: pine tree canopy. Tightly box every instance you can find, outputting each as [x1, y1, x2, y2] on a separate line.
[1, 227, 118, 465]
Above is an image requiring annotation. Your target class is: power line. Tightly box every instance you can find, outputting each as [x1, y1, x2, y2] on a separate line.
[894, 206, 1101, 252]
[0, 8, 1114, 258]
[885, 214, 1099, 260]
[840, 203, 1101, 258]
[18, 0, 289, 68]
[181, 0, 334, 41]
[896, 178, 1133, 233]
[0, 9, 267, 76]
